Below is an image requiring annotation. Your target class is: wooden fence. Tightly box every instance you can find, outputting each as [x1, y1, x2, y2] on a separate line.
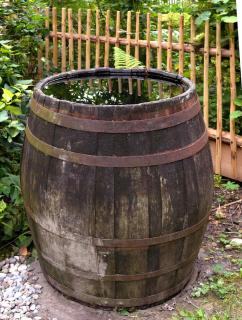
[37, 7, 242, 181]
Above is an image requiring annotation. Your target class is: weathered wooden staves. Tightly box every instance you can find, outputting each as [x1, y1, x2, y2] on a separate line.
[21, 68, 214, 307]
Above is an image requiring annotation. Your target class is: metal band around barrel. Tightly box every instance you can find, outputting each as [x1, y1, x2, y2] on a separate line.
[37, 247, 198, 281]
[30, 98, 200, 133]
[25, 124, 208, 168]
[44, 270, 192, 307]
[25, 202, 209, 248]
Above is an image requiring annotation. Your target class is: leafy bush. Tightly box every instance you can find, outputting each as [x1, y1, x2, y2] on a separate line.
[0, 0, 46, 251]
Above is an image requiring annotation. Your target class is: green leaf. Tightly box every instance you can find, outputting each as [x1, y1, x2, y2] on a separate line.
[5, 106, 22, 115]
[2, 88, 14, 102]
[234, 97, 242, 107]
[114, 47, 144, 69]
[222, 16, 237, 23]
[0, 200, 7, 213]
[15, 79, 33, 85]
[230, 111, 242, 119]
[0, 110, 9, 122]
[195, 11, 211, 26]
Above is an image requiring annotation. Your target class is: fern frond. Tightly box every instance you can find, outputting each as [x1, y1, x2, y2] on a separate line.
[113, 47, 144, 69]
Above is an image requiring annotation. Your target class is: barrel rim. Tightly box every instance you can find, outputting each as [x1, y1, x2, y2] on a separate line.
[34, 68, 195, 111]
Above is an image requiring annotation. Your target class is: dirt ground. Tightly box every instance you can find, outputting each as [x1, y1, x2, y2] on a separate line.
[35, 180, 242, 320]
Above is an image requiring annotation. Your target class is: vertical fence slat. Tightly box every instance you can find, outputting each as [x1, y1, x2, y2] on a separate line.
[229, 23, 237, 178]
[85, 9, 91, 69]
[167, 19, 172, 72]
[104, 10, 110, 67]
[68, 8, 74, 70]
[190, 16, 196, 83]
[178, 14, 184, 75]
[95, 10, 100, 68]
[78, 9, 82, 70]
[115, 11, 122, 93]
[61, 8, 66, 72]
[45, 7, 50, 72]
[126, 11, 132, 94]
[146, 13, 151, 69]
[135, 12, 141, 96]
[52, 7, 58, 68]
[215, 22, 222, 175]
[146, 13, 152, 96]
[37, 39, 43, 79]
[157, 13, 162, 69]
[203, 20, 209, 128]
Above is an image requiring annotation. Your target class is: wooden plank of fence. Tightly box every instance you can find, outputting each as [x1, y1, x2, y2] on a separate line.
[190, 16, 196, 84]
[126, 11, 132, 94]
[85, 9, 91, 69]
[52, 7, 58, 68]
[157, 13, 162, 69]
[135, 12, 141, 96]
[68, 9, 74, 70]
[179, 14, 184, 75]
[37, 39, 43, 79]
[61, 8, 66, 72]
[215, 22, 222, 174]
[146, 13, 152, 96]
[104, 10, 110, 67]
[146, 13, 151, 69]
[78, 9, 82, 70]
[95, 10, 100, 68]
[49, 31, 231, 58]
[45, 7, 50, 72]
[167, 19, 172, 72]
[229, 23, 237, 178]
[115, 11, 122, 93]
[203, 20, 209, 128]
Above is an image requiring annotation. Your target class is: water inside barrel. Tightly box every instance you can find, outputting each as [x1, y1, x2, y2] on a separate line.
[43, 77, 185, 105]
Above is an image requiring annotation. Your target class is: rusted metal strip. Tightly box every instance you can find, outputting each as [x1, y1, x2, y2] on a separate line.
[25, 203, 209, 249]
[43, 269, 192, 307]
[37, 246, 198, 281]
[30, 98, 200, 133]
[25, 124, 208, 168]
[94, 210, 210, 248]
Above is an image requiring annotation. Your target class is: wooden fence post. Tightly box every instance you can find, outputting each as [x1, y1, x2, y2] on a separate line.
[52, 7, 58, 69]
[203, 20, 209, 128]
[61, 7, 66, 72]
[78, 9, 82, 70]
[229, 23, 237, 178]
[215, 22, 222, 175]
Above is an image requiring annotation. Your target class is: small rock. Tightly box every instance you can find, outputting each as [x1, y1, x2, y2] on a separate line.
[30, 303, 36, 311]
[0, 273, 6, 281]
[18, 264, 27, 272]
[230, 238, 242, 247]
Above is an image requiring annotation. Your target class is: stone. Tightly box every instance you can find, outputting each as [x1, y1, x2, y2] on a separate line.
[230, 238, 242, 247]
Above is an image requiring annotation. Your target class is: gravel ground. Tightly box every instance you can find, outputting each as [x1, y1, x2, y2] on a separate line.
[0, 256, 45, 320]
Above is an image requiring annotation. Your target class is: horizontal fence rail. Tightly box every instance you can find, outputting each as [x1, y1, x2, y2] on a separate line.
[37, 7, 242, 181]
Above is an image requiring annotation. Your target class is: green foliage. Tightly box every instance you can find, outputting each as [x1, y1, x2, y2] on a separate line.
[0, 0, 47, 77]
[173, 308, 231, 320]
[114, 47, 144, 69]
[222, 181, 240, 191]
[192, 277, 236, 299]
[0, 0, 46, 250]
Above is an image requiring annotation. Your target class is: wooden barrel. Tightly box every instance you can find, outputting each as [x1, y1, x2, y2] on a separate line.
[21, 68, 213, 307]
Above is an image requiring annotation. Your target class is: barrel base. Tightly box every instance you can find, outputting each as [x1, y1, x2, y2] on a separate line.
[41, 267, 193, 308]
